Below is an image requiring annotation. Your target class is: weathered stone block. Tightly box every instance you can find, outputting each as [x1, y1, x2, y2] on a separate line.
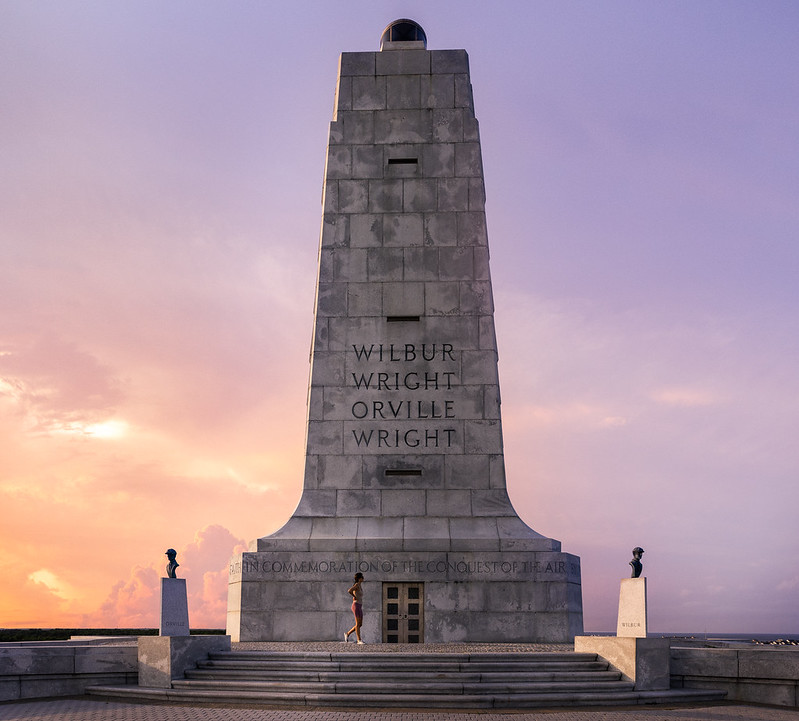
[425, 281, 459, 316]
[444, 453, 490, 489]
[386, 74, 420, 109]
[310, 350, 344, 387]
[352, 145, 383, 178]
[338, 180, 369, 212]
[403, 179, 437, 212]
[352, 75, 386, 110]
[427, 490, 471, 516]
[317, 455, 363, 488]
[457, 211, 488, 246]
[575, 636, 670, 690]
[439, 246, 473, 281]
[403, 247, 439, 281]
[376, 48, 430, 75]
[335, 76, 352, 113]
[356, 517, 405, 551]
[322, 181, 338, 213]
[468, 177, 486, 209]
[382, 489, 425, 516]
[454, 73, 473, 109]
[138, 636, 230, 689]
[472, 489, 516, 517]
[325, 145, 352, 179]
[347, 282, 382, 316]
[339, 52, 376, 77]
[367, 247, 403, 280]
[292, 488, 337, 516]
[368, 179, 403, 212]
[423, 73, 455, 109]
[455, 142, 483, 177]
[461, 349, 499, 384]
[421, 211, 455, 246]
[336, 490, 381, 516]
[403, 516, 450, 542]
[320, 213, 349, 248]
[310, 517, 359, 550]
[383, 281, 425, 316]
[450, 518, 499, 551]
[438, 178, 469, 212]
[341, 111, 375, 144]
[431, 49, 470, 75]
[464, 420, 503, 454]
[331, 247, 367, 281]
[350, 214, 383, 247]
[433, 108, 464, 142]
[384, 212, 423, 246]
[374, 109, 433, 144]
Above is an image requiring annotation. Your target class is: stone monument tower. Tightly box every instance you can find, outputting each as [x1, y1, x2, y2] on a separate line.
[227, 20, 583, 643]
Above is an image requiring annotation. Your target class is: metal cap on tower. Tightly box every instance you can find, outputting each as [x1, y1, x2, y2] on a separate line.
[380, 19, 427, 49]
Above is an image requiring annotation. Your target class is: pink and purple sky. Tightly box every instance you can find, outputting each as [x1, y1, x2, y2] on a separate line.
[2, 1, 797, 634]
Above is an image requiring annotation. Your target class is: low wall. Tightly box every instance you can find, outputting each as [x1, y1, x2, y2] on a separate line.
[671, 645, 799, 707]
[575, 636, 670, 690]
[0, 640, 137, 702]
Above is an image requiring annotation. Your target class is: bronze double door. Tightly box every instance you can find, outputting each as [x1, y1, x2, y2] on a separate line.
[382, 582, 424, 643]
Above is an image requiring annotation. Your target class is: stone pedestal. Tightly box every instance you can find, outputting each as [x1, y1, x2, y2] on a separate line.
[138, 635, 230, 688]
[227, 24, 582, 644]
[159, 578, 189, 637]
[617, 577, 647, 637]
[575, 636, 670, 690]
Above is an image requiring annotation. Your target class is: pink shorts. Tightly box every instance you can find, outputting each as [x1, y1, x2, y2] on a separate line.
[351, 601, 363, 620]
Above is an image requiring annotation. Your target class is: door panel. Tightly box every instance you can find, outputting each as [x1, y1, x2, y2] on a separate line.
[382, 582, 424, 643]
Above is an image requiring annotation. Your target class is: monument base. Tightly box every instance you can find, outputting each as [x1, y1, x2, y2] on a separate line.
[617, 577, 647, 637]
[575, 636, 670, 690]
[227, 548, 582, 643]
[159, 578, 190, 636]
[138, 635, 231, 688]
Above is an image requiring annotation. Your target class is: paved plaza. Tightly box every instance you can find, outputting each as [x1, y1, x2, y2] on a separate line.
[0, 698, 796, 721]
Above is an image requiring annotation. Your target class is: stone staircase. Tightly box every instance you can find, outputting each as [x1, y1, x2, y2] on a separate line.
[88, 648, 726, 709]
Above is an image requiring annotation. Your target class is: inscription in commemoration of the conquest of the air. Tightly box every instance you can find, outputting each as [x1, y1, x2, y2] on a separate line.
[345, 342, 460, 453]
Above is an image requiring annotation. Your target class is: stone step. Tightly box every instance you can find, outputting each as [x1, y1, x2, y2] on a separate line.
[198, 659, 612, 673]
[172, 678, 636, 694]
[86, 648, 727, 710]
[87, 684, 727, 709]
[186, 664, 621, 682]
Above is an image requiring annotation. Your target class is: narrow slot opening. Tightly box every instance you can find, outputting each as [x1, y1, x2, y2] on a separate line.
[386, 315, 420, 322]
[387, 157, 418, 165]
[385, 469, 423, 477]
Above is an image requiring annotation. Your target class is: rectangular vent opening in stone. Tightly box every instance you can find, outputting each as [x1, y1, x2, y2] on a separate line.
[385, 469, 423, 477]
[386, 316, 420, 322]
[387, 157, 418, 165]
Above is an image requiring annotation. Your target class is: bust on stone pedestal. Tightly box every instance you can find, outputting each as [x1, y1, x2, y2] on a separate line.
[160, 548, 189, 637]
[617, 546, 647, 638]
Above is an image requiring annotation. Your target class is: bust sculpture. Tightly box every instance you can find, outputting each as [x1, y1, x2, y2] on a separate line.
[165, 548, 179, 578]
[629, 547, 644, 578]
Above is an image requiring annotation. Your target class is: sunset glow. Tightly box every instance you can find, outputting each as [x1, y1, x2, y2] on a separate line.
[1, 1, 797, 635]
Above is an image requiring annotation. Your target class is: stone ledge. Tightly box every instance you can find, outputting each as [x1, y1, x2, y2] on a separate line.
[575, 636, 670, 690]
[671, 646, 799, 707]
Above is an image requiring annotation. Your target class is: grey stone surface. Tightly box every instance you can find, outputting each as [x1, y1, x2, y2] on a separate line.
[617, 577, 648, 638]
[0, 642, 137, 703]
[228, 34, 582, 644]
[138, 636, 230, 689]
[159, 579, 189, 637]
[575, 636, 670, 690]
[671, 645, 799, 707]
